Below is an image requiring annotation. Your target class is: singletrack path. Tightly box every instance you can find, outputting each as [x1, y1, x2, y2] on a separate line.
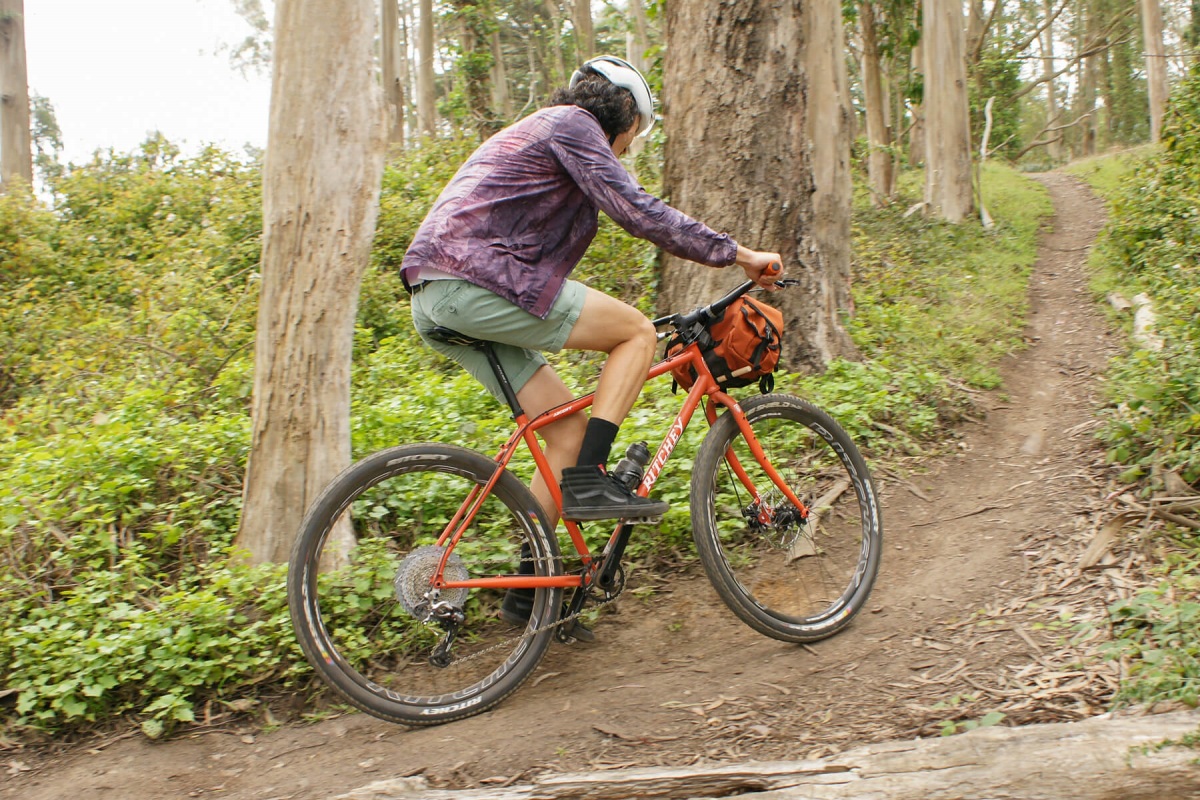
[7, 174, 1122, 800]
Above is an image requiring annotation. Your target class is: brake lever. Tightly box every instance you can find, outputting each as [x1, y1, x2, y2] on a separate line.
[750, 278, 802, 292]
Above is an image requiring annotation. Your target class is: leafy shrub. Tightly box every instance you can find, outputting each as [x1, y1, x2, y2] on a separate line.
[0, 130, 1051, 736]
[1104, 557, 1200, 708]
[1078, 64, 1200, 709]
[1089, 63, 1200, 489]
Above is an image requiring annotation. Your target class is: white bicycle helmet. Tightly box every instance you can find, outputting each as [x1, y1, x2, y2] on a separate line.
[569, 55, 656, 137]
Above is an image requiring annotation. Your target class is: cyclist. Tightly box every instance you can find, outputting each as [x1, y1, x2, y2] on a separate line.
[402, 55, 781, 528]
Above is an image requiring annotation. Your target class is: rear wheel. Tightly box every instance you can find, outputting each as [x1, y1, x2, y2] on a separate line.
[691, 394, 882, 642]
[287, 443, 561, 725]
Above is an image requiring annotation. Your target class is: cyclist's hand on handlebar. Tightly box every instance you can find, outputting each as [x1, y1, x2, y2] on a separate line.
[735, 246, 784, 290]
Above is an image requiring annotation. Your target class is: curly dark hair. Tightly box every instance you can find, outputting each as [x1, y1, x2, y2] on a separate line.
[548, 70, 639, 143]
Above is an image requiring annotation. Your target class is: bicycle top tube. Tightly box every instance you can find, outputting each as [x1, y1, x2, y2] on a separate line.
[516, 277, 799, 434]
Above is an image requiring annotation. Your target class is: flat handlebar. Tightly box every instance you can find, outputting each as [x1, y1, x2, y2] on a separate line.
[653, 280, 757, 331]
[651, 267, 794, 342]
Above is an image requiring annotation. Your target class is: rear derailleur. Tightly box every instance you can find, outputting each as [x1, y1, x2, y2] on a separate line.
[413, 597, 467, 668]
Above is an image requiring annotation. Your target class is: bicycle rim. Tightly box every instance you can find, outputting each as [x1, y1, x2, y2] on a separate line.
[288, 444, 561, 725]
[691, 394, 882, 642]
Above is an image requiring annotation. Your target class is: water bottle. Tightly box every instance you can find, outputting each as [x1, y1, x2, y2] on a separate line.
[611, 441, 651, 490]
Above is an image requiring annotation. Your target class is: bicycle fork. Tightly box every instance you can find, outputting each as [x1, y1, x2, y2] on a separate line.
[706, 398, 811, 524]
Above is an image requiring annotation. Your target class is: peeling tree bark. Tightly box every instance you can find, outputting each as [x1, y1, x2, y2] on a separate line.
[922, 0, 973, 223]
[1141, 0, 1168, 142]
[382, 0, 406, 146]
[417, 0, 437, 136]
[659, 0, 855, 374]
[858, 1, 894, 206]
[1041, 0, 1063, 161]
[236, 0, 387, 565]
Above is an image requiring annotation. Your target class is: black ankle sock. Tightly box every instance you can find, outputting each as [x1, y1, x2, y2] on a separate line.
[576, 418, 619, 468]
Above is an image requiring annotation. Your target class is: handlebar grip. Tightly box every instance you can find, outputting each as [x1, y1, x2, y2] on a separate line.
[764, 261, 782, 277]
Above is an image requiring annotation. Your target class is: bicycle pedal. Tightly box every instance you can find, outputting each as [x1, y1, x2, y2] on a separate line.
[618, 515, 662, 526]
[556, 619, 596, 644]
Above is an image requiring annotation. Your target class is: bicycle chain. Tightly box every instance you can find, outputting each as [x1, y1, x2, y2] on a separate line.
[419, 552, 624, 669]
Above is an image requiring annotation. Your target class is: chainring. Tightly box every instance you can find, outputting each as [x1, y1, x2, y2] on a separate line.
[393, 545, 469, 616]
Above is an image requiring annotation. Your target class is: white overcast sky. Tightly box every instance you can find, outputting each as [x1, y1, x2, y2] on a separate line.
[24, 0, 272, 165]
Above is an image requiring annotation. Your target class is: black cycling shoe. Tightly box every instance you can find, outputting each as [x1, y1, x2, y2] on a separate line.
[560, 465, 670, 522]
[499, 588, 594, 643]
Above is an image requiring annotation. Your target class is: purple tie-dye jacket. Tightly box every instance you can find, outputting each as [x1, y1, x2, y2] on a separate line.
[400, 105, 739, 319]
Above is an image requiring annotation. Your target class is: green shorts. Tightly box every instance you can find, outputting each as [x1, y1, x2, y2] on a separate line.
[410, 279, 587, 401]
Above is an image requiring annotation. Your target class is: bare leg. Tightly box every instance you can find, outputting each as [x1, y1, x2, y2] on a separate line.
[564, 288, 657, 426]
[515, 365, 586, 527]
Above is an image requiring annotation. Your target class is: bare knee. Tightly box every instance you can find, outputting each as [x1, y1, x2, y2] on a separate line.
[630, 315, 657, 357]
[566, 289, 657, 356]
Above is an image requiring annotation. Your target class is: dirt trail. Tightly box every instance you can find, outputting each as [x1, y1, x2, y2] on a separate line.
[5, 174, 1119, 800]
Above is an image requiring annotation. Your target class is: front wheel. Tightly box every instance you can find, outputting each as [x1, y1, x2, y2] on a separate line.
[691, 394, 882, 642]
[287, 443, 562, 725]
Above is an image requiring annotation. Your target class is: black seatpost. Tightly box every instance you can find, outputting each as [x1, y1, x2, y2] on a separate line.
[476, 341, 525, 419]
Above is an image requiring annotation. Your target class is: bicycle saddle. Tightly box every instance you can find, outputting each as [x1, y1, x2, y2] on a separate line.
[425, 326, 486, 348]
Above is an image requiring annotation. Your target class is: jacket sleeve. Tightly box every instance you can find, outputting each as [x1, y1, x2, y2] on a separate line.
[547, 112, 739, 268]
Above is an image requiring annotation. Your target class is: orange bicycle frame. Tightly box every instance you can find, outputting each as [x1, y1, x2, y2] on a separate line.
[431, 337, 810, 591]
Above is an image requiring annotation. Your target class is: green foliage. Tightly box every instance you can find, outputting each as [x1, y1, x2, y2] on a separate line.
[0, 140, 274, 734]
[970, 45, 1022, 161]
[1080, 64, 1200, 710]
[2, 562, 302, 730]
[848, 162, 1051, 392]
[1, 129, 1050, 738]
[1104, 557, 1200, 708]
[1061, 148, 1154, 204]
[1087, 64, 1200, 490]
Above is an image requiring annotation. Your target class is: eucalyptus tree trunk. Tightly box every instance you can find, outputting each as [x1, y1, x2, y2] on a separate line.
[236, 0, 387, 565]
[660, 0, 855, 372]
[399, 0, 415, 135]
[966, 0, 986, 58]
[382, 0, 406, 146]
[417, 0, 437, 135]
[858, 0, 894, 206]
[0, 0, 32, 190]
[908, 41, 926, 165]
[922, 0, 973, 223]
[1078, 0, 1098, 155]
[450, 0, 498, 135]
[1140, 0, 1167, 142]
[626, 0, 651, 160]
[628, 0, 650, 69]
[543, 1, 568, 85]
[573, 0, 594, 59]
[1041, 0, 1063, 160]
[491, 29, 513, 119]
[805, 0, 855, 359]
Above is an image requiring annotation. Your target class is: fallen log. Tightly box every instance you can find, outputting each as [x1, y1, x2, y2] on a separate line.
[336, 710, 1200, 800]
